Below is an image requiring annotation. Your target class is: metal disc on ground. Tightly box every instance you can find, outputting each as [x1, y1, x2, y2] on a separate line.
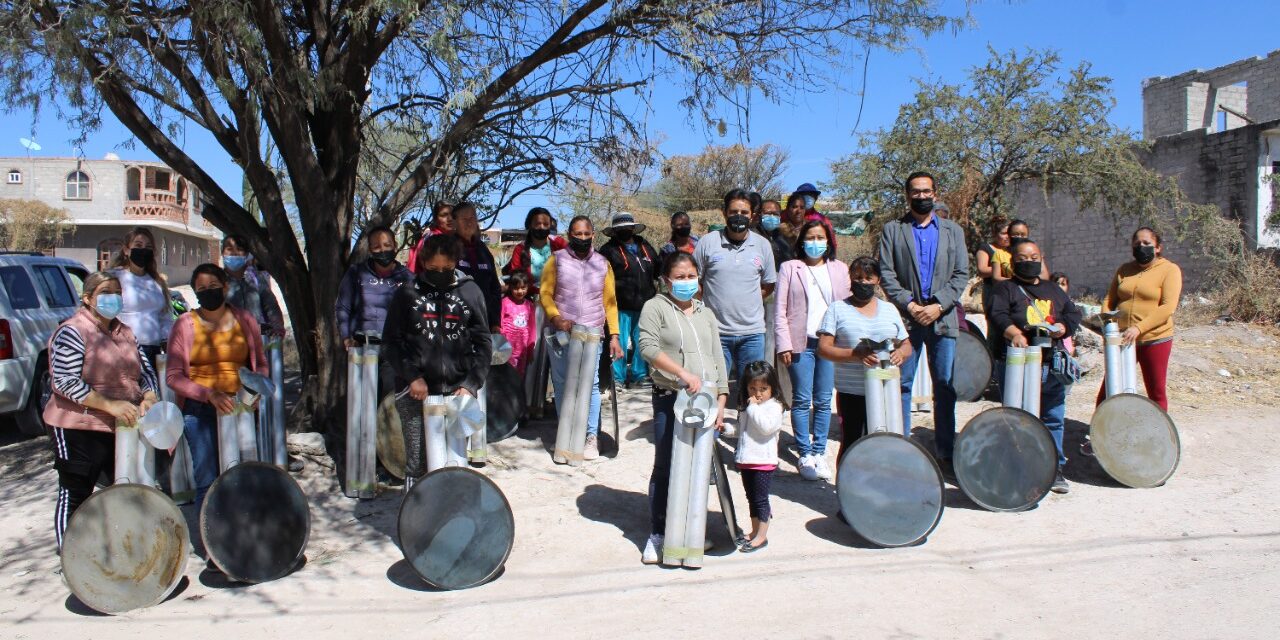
[486, 364, 526, 443]
[954, 407, 1057, 512]
[201, 462, 310, 583]
[1090, 393, 1180, 488]
[377, 393, 406, 479]
[837, 433, 944, 547]
[397, 467, 514, 590]
[60, 484, 188, 614]
[953, 330, 994, 403]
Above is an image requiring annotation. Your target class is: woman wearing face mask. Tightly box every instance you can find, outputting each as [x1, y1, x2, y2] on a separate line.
[44, 272, 160, 550]
[816, 258, 911, 471]
[636, 252, 730, 564]
[1095, 227, 1181, 411]
[166, 264, 269, 513]
[107, 227, 174, 369]
[335, 226, 413, 349]
[791, 183, 837, 251]
[381, 234, 492, 487]
[502, 207, 567, 296]
[659, 211, 699, 259]
[757, 199, 794, 269]
[220, 234, 285, 338]
[539, 216, 624, 461]
[773, 220, 850, 482]
[1006, 219, 1051, 280]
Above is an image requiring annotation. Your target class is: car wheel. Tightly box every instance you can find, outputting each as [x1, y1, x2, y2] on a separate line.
[14, 355, 50, 437]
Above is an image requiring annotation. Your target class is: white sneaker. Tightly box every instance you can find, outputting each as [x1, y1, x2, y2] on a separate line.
[814, 453, 834, 481]
[798, 454, 819, 481]
[583, 435, 600, 461]
[642, 534, 663, 564]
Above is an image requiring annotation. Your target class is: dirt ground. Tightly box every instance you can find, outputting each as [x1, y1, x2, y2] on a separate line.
[1, 325, 1278, 639]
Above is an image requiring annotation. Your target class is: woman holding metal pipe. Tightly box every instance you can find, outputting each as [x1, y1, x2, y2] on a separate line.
[774, 219, 851, 482]
[1094, 227, 1182, 411]
[381, 234, 492, 487]
[165, 264, 268, 513]
[637, 251, 730, 564]
[816, 257, 911, 469]
[335, 225, 413, 348]
[44, 272, 160, 551]
[988, 241, 1083, 495]
[539, 216, 624, 462]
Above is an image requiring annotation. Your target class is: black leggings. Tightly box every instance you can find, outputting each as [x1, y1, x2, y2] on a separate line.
[835, 392, 868, 469]
[51, 427, 114, 551]
[739, 468, 774, 522]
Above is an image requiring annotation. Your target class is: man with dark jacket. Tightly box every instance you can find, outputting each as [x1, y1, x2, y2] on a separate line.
[599, 212, 659, 387]
[878, 171, 970, 471]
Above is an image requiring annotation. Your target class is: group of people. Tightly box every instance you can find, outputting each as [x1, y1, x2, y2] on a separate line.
[43, 171, 1184, 569]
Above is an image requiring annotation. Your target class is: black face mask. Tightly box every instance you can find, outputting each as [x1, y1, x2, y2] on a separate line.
[726, 214, 750, 234]
[195, 288, 225, 311]
[370, 251, 396, 267]
[672, 226, 692, 238]
[851, 282, 877, 302]
[569, 236, 593, 255]
[910, 198, 934, 215]
[529, 227, 550, 241]
[1133, 244, 1156, 265]
[1013, 260, 1041, 281]
[613, 229, 634, 243]
[420, 269, 454, 289]
[129, 248, 154, 268]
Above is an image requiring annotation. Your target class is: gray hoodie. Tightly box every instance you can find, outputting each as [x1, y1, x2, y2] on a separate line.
[637, 294, 729, 393]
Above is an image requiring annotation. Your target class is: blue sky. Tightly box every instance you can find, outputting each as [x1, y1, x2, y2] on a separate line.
[1, 0, 1275, 229]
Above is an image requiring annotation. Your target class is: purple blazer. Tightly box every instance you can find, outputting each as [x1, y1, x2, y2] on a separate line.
[773, 259, 851, 355]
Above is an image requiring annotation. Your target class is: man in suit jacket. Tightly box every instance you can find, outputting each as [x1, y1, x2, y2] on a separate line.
[878, 171, 970, 470]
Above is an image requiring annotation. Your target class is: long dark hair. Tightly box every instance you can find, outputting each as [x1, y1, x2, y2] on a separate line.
[793, 219, 835, 261]
[736, 360, 786, 410]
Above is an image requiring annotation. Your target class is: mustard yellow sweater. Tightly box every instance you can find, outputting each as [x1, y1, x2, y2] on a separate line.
[1102, 258, 1182, 343]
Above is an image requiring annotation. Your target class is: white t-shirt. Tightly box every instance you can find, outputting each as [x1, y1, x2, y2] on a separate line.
[111, 268, 173, 346]
[817, 298, 908, 395]
[803, 264, 833, 339]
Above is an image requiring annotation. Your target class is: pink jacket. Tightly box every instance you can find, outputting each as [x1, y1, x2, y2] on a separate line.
[773, 259, 851, 355]
[166, 307, 268, 408]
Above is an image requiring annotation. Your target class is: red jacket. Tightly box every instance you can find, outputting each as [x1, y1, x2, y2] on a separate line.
[502, 236, 568, 294]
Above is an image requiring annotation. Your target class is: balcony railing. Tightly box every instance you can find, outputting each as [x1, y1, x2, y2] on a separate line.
[125, 188, 188, 224]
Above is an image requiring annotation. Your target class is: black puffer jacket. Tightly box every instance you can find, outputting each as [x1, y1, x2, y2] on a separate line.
[380, 271, 493, 396]
[599, 235, 659, 311]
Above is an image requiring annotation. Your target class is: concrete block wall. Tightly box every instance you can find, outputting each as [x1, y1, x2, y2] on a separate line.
[1143, 50, 1280, 140]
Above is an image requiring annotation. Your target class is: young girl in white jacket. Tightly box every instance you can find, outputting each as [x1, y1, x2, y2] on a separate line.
[734, 361, 786, 552]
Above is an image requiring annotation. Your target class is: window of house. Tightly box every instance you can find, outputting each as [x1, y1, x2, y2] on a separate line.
[154, 170, 171, 191]
[97, 238, 123, 270]
[180, 241, 188, 266]
[126, 167, 141, 200]
[6, 169, 20, 184]
[65, 170, 91, 200]
[160, 238, 169, 266]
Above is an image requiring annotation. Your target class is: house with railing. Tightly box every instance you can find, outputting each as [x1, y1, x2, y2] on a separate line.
[1, 154, 222, 282]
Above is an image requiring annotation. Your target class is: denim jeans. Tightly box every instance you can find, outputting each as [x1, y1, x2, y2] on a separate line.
[181, 400, 220, 512]
[787, 338, 833, 457]
[719, 333, 766, 385]
[612, 309, 649, 384]
[549, 337, 602, 437]
[648, 389, 677, 535]
[1039, 365, 1069, 466]
[898, 325, 957, 458]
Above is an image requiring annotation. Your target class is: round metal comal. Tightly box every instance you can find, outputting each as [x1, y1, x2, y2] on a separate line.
[60, 484, 188, 614]
[1090, 393, 1180, 488]
[201, 462, 310, 583]
[378, 392, 407, 479]
[954, 407, 1057, 512]
[486, 363, 526, 444]
[953, 330, 993, 403]
[397, 467, 514, 590]
[837, 433, 944, 547]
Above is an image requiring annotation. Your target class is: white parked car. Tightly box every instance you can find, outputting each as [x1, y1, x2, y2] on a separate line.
[0, 253, 89, 435]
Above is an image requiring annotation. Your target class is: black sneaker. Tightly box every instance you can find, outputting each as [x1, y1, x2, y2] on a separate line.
[1051, 471, 1070, 494]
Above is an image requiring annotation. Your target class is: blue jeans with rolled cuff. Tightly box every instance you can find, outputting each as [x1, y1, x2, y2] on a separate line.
[786, 338, 834, 457]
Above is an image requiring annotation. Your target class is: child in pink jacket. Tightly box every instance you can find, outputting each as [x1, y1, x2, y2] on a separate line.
[500, 272, 538, 374]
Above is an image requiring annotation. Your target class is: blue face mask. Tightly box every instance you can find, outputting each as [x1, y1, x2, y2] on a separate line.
[802, 195, 816, 210]
[669, 279, 699, 301]
[95, 293, 123, 319]
[223, 255, 248, 271]
[760, 215, 781, 232]
[803, 240, 828, 259]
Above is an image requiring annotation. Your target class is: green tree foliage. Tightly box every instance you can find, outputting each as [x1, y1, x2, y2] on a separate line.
[825, 48, 1218, 247]
[658, 143, 789, 212]
[0, 198, 74, 252]
[0, 0, 963, 435]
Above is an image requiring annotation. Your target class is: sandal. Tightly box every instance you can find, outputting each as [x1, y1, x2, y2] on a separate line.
[740, 539, 769, 553]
